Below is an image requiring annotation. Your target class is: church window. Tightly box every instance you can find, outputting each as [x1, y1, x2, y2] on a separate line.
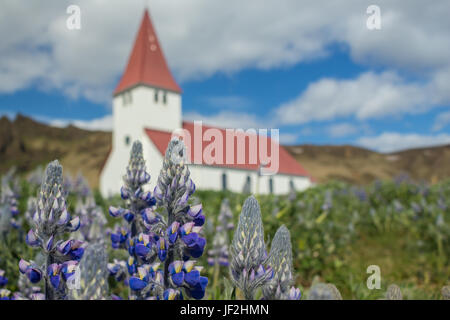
[154, 90, 159, 103]
[163, 91, 167, 104]
[125, 135, 130, 146]
[122, 91, 132, 106]
[269, 178, 274, 194]
[243, 175, 251, 193]
[289, 179, 295, 190]
[222, 173, 227, 191]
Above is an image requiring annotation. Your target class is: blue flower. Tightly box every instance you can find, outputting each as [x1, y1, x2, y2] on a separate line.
[167, 221, 180, 244]
[47, 264, 61, 289]
[168, 261, 185, 286]
[129, 267, 149, 291]
[163, 288, 181, 300]
[288, 287, 301, 300]
[127, 257, 137, 275]
[107, 260, 126, 281]
[157, 237, 167, 261]
[109, 206, 125, 218]
[19, 260, 42, 284]
[123, 210, 135, 222]
[0, 270, 8, 287]
[110, 227, 129, 249]
[189, 276, 208, 299]
[60, 260, 78, 281]
[0, 289, 11, 300]
[26, 229, 40, 247]
[120, 186, 129, 200]
[140, 191, 156, 206]
[141, 208, 159, 225]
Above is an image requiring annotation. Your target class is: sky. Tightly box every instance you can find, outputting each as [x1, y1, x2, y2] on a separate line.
[0, 0, 449, 153]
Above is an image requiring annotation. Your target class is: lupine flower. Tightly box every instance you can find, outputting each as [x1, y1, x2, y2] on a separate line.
[442, 286, 450, 300]
[230, 196, 273, 299]
[263, 225, 301, 300]
[107, 259, 128, 282]
[14, 273, 43, 300]
[321, 191, 332, 211]
[110, 139, 208, 300]
[73, 173, 91, 198]
[20, 160, 85, 300]
[0, 270, 8, 287]
[110, 226, 129, 249]
[385, 284, 402, 300]
[108, 141, 156, 234]
[0, 289, 12, 300]
[68, 243, 109, 300]
[19, 259, 43, 283]
[0, 179, 21, 234]
[75, 196, 107, 243]
[326, 283, 342, 300]
[208, 198, 233, 267]
[107, 141, 158, 298]
[307, 283, 342, 300]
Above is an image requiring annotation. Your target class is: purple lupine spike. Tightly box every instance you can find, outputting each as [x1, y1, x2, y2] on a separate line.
[20, 160, 85, 300]
[230, 196, 272, 299]
[108, 138, 208, 300]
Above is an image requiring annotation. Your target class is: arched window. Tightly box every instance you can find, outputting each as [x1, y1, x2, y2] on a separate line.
[222, 173, 227, 191]
[163, 91, 167, 104]
[125, 135, 130, 146]
[154, 90, 159, 103]
[269, 178, 274, 194]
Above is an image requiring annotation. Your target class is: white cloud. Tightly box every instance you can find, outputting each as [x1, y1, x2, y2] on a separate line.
[279, 133, 299, 145]
[432, 111, 450, 131]
[327, 123, 358, 138]
[274, 71, 437, 125]
[0, 0, 449, 107]
[356, 132, 450, 153]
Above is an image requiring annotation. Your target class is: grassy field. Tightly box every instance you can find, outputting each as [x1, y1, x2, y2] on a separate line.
[0, 171, 448, 299]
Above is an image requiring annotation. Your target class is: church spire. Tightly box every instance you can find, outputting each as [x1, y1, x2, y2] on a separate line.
[114, 9, 182, 95]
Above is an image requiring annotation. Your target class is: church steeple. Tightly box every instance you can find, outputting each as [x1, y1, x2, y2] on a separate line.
[114, 9, 182, 96]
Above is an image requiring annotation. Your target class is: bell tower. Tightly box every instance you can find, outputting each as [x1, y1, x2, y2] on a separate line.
[112, 9, 182, 152]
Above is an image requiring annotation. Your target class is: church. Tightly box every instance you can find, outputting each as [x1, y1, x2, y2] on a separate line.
[99, 9, 313, 197]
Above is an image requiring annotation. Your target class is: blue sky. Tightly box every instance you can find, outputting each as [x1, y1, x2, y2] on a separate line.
[0, 0, 449, 152]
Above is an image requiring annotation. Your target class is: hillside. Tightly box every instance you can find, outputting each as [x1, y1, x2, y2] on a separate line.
[1, 115, 449, 187]
[285, 144, 450, 184]
[0, 115, 111, 188]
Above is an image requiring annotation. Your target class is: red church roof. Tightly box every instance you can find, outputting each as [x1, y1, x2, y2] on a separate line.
[114, 9, 182, 95]
[144, 122, 311, 177]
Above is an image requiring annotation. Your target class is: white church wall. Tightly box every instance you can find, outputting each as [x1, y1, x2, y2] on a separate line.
[142, 136, 164, 192]
[100, 147, 128, 197]
[101, 85, 182, 197]
[112, 85, 182, 152]
[187, 164, 311, 195]
[100, 130, 164, 197]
